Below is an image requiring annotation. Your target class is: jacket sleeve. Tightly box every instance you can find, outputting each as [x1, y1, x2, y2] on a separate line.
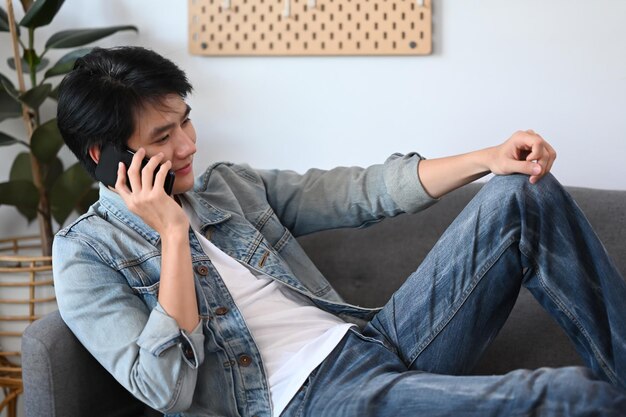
[256, 152, 438, 236]
[52, 232, 204, 413]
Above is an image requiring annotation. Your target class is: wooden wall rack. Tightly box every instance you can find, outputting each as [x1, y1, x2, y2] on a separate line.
[188, 0, 432, 56]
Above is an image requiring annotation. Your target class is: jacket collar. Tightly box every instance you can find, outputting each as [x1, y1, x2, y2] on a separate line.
[98, 183, 231, 246]
[178, 192, 231, 232]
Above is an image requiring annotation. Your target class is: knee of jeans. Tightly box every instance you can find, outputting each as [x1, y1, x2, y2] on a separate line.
[484, 173, 566, 207]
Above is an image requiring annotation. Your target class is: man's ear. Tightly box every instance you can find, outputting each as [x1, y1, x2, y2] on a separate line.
[88, 145, 101, 164]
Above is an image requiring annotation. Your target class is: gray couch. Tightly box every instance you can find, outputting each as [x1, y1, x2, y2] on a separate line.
[22, 182, 626, 417]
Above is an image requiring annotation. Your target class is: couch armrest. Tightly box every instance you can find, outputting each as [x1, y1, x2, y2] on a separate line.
[22, 310, 160, 417]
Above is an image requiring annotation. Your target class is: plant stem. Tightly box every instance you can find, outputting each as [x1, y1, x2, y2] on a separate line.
[28, 27, 37, 87]
[5, 0, 53, 256]
[27, 28, 42, 127]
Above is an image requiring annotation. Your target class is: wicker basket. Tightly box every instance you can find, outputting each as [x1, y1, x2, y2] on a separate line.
[0, 236, 55, 417]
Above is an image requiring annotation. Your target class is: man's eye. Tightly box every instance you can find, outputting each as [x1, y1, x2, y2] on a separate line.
[182, 117, 191, 126]
[158, 135, 169, 142]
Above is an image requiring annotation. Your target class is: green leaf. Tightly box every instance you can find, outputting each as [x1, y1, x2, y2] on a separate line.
[24, 48, 39, 69]
[0, 6, 22, 35]
[31, 118, 63, 163]
[42, 156, 63, 191]
[45, 25, 137, 49]
[7, 56, 50, 73]
[10, 152, 33, 181]
[8, 152, 62, 192]
[0, 131, 25, 146]
[0, 72, 16, 90]
[43, 47, 92, 79]
[0, 7, 9, 32]
[50, 162, 95, 225]
[20, 0, 34, 14]
[19, 83, 51, 109]
[1, 75, 20, 101]
[0, 180, 39, 221]
[0, 89, 22, 122]
[19, 0, 64, 29]
[48, 83, 59, 100]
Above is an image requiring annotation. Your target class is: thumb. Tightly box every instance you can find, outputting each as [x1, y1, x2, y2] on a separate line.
[507, 159, 542, 176]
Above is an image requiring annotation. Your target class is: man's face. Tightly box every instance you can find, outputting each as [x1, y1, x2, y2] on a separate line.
[126, 94, 197, 195]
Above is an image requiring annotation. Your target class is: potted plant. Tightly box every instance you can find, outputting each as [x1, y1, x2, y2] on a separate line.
[0, 0, 137, 412]
[0, 0, 137, 257]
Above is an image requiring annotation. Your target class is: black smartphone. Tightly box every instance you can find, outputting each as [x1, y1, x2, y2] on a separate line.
[94, 145, 175, 195]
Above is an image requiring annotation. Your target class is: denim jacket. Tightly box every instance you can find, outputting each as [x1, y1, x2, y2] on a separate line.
[53, 152, 436, 417]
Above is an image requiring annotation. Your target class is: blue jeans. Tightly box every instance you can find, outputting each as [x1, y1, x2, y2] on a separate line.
[281, 174, 626, 417]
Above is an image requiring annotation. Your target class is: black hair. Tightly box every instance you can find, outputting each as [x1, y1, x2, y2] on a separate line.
[56, 46, 193, 178]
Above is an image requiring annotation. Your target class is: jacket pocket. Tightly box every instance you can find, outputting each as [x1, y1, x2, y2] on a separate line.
[131, 280, 160, 310]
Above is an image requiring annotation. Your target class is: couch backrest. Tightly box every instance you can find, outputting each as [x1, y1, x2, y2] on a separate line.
[297, 183, 626, 307]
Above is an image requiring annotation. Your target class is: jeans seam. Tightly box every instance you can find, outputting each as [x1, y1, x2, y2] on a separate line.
[520, 245, 620, 387]
[407, 236, 517, 367]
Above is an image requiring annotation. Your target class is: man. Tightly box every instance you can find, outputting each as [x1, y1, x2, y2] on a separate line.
[54, 46, 626, 416]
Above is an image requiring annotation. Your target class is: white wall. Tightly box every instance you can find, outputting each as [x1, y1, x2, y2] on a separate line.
[1, 0, 626, 240]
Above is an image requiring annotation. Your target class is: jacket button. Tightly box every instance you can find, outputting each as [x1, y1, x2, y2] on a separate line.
[215, 307, 229, 316]
[238, 355, 252, 367]
[195, 265, 209, 276]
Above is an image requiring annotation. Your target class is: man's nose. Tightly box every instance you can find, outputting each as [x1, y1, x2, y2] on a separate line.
[175, 130, 196, 158]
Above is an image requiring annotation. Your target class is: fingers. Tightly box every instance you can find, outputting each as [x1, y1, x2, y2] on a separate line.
[508, 159, 542, 178]
[506, 130, 556, 184]
[141, 152, 165, 191]
[114, 161, 131, 196]
[108, 147, 173, 202]
[120, 148, 169, 194]
[126, 148, 146, 193]
[154, 159, 173, 187]
[543, 141, 557, 177]
[522, 131, 557, 183]
[524, 140, 548, 184]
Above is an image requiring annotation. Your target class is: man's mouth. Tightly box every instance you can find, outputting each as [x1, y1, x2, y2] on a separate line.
[175, 162, 192, 175]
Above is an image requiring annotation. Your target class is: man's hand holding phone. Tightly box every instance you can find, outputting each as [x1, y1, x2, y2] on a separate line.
[95, 145, 175, 194]
[114, 148, 189, 236]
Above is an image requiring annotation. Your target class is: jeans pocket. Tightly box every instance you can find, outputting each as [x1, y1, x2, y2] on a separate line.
[351, 326, 398, 355]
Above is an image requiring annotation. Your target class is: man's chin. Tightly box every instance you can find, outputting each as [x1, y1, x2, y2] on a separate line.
[172, 176, 195, 195]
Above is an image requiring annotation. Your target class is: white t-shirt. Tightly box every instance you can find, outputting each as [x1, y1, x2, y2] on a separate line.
[183, 203, 353, 416]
